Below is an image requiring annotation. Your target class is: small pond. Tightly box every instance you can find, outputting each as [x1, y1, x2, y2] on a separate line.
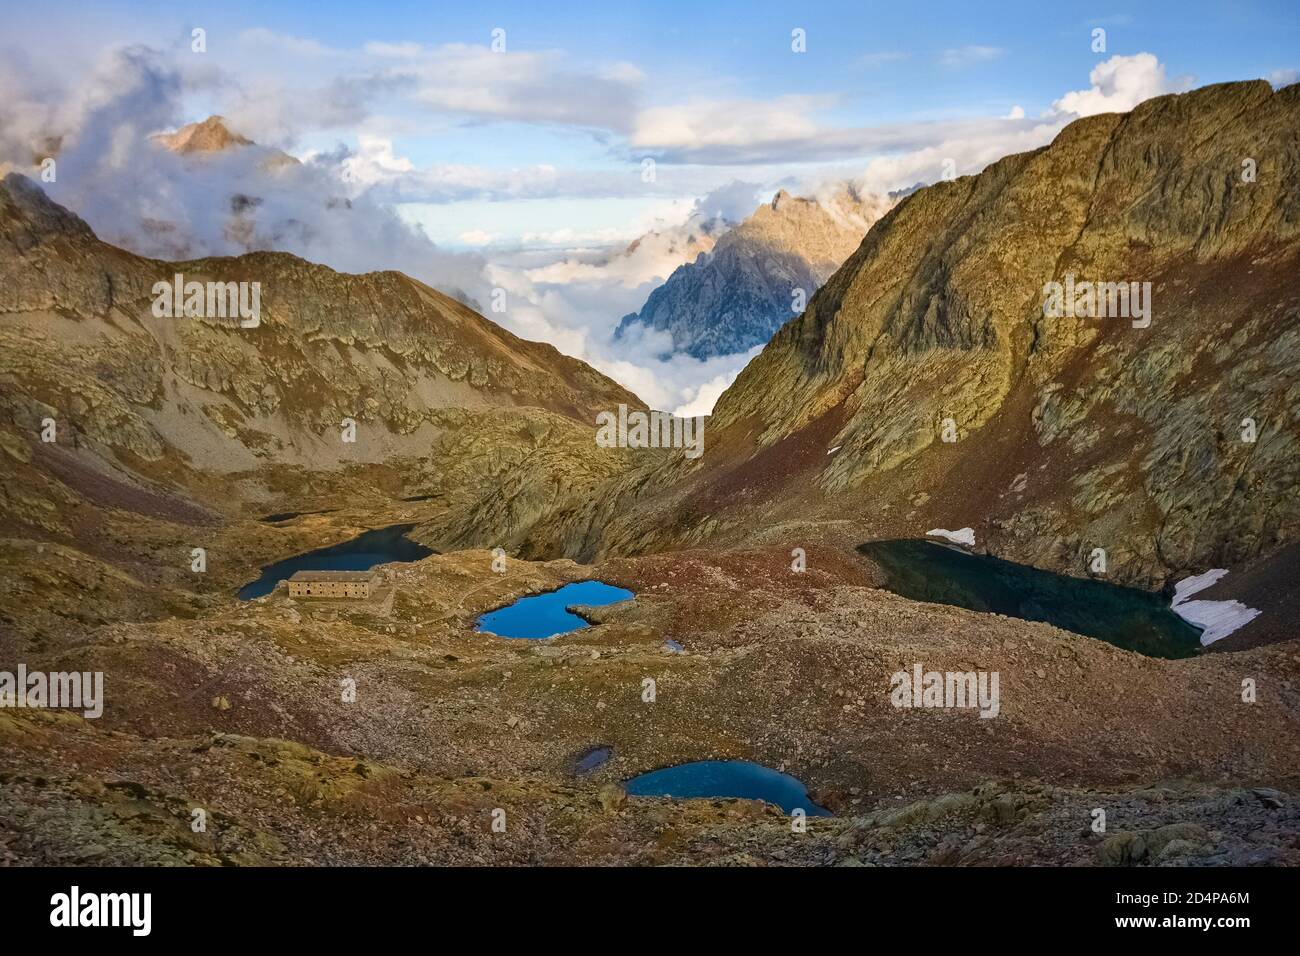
[624, 760, 831, 816]
[476, 581, 633, 639]
[573, 746, 613, 776]
[258, 508, 335, 523]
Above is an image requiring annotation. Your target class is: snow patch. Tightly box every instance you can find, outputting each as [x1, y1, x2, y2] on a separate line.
[927, 527, 976, 547]
[1170, 569, 1261, 646]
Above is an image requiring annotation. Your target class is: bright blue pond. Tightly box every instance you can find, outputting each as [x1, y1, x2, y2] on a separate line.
[624, 760, 831, 816]
[238, 523, 434, 600]
[476, 581, 633, 638]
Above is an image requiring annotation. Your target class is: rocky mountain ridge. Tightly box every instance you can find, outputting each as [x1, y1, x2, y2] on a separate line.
[0, 171, 642, 577]
[153, 115, 254, 154]
[568, 81, 1300, 617]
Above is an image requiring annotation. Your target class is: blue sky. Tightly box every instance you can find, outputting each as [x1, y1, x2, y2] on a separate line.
[11, 2, 1298, 181]
[164, 2, 1295, 172]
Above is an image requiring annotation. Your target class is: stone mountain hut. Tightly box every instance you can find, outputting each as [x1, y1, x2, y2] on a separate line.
[286, 570, 378, 599]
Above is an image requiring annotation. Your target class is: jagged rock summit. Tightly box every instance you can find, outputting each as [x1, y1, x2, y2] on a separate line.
[615, 184, 893, 358]
[153, 115, 254, 154]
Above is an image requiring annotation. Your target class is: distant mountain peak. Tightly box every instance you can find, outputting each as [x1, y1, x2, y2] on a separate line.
[614, 184, 894, 359]
[154, 116, 253, 155]
[769, 188, 794, 210]
[152, 116, 299, 174]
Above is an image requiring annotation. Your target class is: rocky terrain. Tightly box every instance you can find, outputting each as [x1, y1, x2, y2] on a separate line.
[615, 185, 893, 358]
[0, 169, 642, 646]
[1, 81, 1298, 867]
[0, 167, 637, 473]
[3, 546, 1298, 865]
[578, 82, 1300, 632]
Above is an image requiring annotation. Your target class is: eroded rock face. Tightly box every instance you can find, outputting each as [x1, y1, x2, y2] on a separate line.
[582, 81, 1300, 589]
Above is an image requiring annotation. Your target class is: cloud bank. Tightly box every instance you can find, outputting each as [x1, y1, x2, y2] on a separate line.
[0, 46, 486, 304]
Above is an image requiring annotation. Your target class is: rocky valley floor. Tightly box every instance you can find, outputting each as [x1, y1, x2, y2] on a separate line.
[2, 516, 1298, 866]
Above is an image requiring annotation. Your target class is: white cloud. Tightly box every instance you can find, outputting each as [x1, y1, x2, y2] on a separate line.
[674, 369, 749, 418]
[205, 34, 645, 147]
[458, 230, 497, 246]
[1051, 52, 1185, 117]
[849, 114, 1077, 196]
[628, 52, 1187, 168]
[335, 134, 413, 187]
[602, 62, 647, 85]
[391, 43, 642, 132]
[627, 52, 1187, 187]
[0, 46, 487, 304]
[636, 109, 1051, 167]
[238, 28, 340, 59]
[938, 45, 1005, 68]
[631, 95, 833, 157]
[222, 72, 407, 148]
[363, 40, 424, 59]
[519, 186, 746, 286]
[1268, 68, 1298, 88]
